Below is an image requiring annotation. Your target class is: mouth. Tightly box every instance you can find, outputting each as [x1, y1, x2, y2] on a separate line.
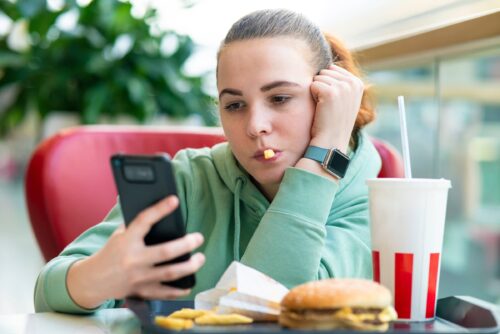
[253, 148, 282, 162]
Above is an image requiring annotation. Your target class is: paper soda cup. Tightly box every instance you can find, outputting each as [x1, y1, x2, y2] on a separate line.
[366, 178, 451, 321]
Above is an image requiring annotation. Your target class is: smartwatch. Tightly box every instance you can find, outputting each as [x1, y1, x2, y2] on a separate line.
[303, 146, 350, 179]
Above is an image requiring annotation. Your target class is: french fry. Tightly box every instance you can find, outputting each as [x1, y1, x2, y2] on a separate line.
[263, 149, 275, 159]
[195, 313, 253, 326]
[168, 308, 213, 319]
[154, 316, 193, 330]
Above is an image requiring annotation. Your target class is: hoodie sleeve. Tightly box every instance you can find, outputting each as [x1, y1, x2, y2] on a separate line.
[34, 204, 125, 314]
[240, 136, 380, 288]
[33, 151, 195, 314]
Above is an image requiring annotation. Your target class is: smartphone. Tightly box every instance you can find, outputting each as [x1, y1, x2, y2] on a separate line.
[110, 154, 195, 289]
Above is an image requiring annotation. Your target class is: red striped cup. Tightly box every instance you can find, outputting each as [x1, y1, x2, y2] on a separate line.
[367, 178, 451, 321]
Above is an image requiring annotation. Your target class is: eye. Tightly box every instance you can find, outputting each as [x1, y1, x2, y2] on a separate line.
[223, 101, 245, 112]
[270, 95, 291, 105]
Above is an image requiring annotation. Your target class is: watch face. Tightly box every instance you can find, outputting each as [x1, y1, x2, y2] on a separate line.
[327, 150, 349, 177]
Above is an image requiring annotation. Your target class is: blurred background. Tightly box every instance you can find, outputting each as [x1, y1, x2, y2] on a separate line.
[0, 0, 499, 314]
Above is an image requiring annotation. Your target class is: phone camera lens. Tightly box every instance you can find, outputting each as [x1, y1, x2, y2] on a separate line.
[124, 164, 155, 182]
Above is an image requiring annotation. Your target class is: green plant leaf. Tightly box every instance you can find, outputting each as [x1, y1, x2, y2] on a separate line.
[0, 87, 29, 136]
[0, 1, 21, 20]
[29, 9, 59, 37]
[17, 0, 46, 19]
[126, 77, 147, 105]
[0, 0, 215, 137]
[82, 84, 107, 123]
[0, 51, 27, 68]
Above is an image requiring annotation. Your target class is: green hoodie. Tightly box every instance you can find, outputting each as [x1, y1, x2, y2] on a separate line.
[34, 132, 381, 314]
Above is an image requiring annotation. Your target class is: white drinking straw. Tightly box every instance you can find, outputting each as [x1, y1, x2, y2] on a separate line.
[398, 96, 412, 178]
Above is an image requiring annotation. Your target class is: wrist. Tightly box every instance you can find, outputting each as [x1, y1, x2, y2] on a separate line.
[66, 256, 109, 309]
[301, 141, 351, 180]
[309, 135, 350, 154]
[295, 158, 340, 182]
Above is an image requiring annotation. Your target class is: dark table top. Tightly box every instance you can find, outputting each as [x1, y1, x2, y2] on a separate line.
[126, 296, 500, 334]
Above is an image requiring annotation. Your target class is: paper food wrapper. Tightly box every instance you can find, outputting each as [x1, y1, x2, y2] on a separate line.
[194, 262, 289, 321]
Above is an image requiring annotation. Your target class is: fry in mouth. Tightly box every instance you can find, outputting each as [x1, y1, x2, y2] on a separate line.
[264, 149, 275, 159]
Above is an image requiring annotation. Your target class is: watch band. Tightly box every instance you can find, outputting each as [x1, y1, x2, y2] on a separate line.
[304, 146, 329, 164]
[304, 145, 350, 179]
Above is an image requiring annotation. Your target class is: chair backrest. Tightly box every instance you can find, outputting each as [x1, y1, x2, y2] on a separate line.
[25, 126, 403, 261]
[25, 126, 226, 261]
[370, 137, 405, 179]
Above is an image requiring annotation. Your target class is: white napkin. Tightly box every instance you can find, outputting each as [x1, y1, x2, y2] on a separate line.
[194, 261, 289, 321]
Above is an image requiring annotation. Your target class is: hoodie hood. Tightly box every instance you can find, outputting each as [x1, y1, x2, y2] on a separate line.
[211, 142, 270, 211]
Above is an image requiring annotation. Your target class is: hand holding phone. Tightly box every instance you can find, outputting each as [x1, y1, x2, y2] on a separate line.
[66, 196, 205, 308]
[110, 154, 198, 289]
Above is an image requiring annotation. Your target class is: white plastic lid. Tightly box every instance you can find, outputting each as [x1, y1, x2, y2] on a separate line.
[366, 178, 451, 189]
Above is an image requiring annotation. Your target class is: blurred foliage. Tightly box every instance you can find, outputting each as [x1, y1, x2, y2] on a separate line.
[0, 0, 216, 136]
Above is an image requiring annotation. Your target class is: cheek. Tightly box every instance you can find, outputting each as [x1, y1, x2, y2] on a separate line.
[219, 111, 234, 135]
[288, 98, 315, 136]
[220, 116, 246, 150]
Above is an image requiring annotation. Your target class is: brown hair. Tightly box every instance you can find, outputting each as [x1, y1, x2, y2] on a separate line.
[217, 9, 375, 147]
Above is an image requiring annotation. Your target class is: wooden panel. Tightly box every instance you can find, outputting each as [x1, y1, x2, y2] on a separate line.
[356, 11, 500, 67]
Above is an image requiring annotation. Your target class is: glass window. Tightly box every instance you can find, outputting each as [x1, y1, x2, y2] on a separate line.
[366, 63, 438, 179]
[365, 45, 500, 304]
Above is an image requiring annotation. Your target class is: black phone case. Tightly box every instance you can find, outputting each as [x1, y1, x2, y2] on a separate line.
[111, 154, 195, 289]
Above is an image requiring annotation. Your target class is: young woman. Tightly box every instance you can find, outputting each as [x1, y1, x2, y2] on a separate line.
[34, 9, 380, 314]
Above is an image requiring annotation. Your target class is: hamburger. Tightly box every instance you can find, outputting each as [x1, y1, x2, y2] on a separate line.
[279, 279, 397, 331]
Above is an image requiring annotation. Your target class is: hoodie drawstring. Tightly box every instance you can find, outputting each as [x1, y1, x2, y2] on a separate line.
[233, 177, 243, 261]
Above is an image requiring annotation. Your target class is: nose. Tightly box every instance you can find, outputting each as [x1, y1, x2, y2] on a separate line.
[246, 106, 272, 138]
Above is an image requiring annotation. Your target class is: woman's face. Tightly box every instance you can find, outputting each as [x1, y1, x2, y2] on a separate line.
[217, 37, 316, 194]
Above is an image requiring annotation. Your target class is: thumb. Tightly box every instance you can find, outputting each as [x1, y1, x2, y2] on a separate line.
[112, 224, 126, 236]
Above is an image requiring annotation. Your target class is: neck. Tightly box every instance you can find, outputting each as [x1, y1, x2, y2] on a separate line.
[254, 180, 279, 201]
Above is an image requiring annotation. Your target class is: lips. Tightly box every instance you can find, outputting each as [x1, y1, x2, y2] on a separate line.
[254, 148, 278, 158]
[254, 149, 281, 162]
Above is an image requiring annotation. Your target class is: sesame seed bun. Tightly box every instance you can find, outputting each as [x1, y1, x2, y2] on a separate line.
[281, 278, 392, 310]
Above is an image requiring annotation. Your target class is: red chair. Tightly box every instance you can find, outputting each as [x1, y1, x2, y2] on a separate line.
[371, 137, 405, 179]
[25, 126, 404, 261]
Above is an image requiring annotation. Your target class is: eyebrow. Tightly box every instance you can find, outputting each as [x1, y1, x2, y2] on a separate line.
[260, 80, 300, 92]
[219, 88, 243, 99]
[219, 80, 301, 99]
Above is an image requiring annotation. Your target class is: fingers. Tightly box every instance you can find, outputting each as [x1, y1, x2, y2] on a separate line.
[315, 68, 364, 88]
[312, 67, 364, 101]
[128, 196, 179, 238]
[310, 81, 332, 103]
[318, 67, 350, 80]
[144, 232, 204, 264]
[143, 252, 205, 283]
[314, 75, 345, 88]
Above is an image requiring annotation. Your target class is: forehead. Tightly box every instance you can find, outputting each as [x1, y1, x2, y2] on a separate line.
[217, 37, 315, 90]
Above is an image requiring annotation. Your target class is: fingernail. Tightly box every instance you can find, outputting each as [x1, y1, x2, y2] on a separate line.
[192, 232, 204, 243]
[168, 196, 179, 206]
[195, 252, 206, 264]
[187, 233, 201, 246]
